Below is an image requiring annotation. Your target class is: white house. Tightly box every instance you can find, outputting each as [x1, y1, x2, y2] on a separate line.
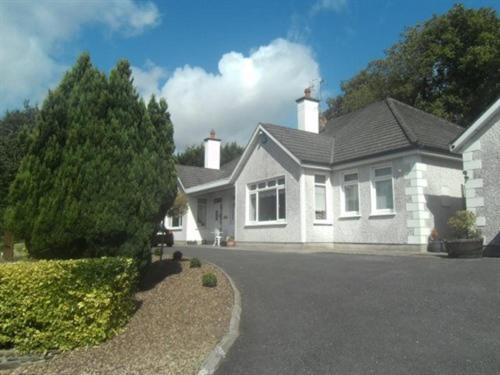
[450, 98, 500, 255]
[166, 90, 465, 251]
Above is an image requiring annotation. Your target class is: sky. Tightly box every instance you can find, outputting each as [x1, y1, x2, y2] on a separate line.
[1, 0, 498, 150]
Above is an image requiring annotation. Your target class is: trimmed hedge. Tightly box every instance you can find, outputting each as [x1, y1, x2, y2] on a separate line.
[0, 257, 138, 353]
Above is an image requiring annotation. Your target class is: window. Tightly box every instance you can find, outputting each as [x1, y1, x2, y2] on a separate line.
[371, 166, 394, 214]
[342, 171, 359, 215]
[314, 175, 327, 220]
[169, 214, 183, 228]
[197, 198, 207, 226]
[247, 177, 286, 223]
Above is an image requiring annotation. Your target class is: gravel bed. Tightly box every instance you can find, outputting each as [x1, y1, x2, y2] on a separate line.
[8, 258, 233, 375]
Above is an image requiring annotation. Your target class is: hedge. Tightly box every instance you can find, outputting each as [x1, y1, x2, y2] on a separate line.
[0, 257, 138, 353]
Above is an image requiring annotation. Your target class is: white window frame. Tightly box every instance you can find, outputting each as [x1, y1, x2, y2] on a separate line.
[313, 174, 330, 223]
[168, 214, 183, 230]
[246, 176, 286, 226]
[340, 169, 360, 217]
[370, 163, 395, 216]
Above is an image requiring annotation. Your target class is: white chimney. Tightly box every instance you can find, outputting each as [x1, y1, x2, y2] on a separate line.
[204, 129, 221, 169]
[296, 87, 319, 133]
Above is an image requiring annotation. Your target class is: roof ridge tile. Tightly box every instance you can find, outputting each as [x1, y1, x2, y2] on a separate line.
[388, 97, 463, 131]
[385, 97, 419, 145]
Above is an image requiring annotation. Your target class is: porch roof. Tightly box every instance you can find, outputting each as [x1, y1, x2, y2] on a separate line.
[176, 157, 239, 189]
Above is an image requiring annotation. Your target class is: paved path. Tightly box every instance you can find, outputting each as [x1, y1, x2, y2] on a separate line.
[178, 246, 500, 375]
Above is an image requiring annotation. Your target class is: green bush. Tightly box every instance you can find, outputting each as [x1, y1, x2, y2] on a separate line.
[448, 210, 482, 239]
[172, 250, 183, 261]
[190, 257, 201, 268]
[153, 248, 163, 257]
[0, 257, 137, 353]
[202, 272, 217, 287]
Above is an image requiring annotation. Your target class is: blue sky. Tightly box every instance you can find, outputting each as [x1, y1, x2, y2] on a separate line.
[1, 0, 498, 148]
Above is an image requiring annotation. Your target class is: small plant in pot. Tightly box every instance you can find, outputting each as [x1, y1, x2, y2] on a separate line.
[427, 228, 444, 253]
[446, 210, 483, 258]
[226, 236, 236, 247]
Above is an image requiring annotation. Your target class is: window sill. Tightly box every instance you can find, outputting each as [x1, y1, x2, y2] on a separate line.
[369, 212, 396, 218]
[245, 221, 287, 228]
[339, 214, 361, 219]
[170, 227, 183, 231]
[313, 221, 333, 226]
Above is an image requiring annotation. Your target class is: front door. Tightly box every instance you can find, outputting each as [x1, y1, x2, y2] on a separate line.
[214, 198, 223, 232]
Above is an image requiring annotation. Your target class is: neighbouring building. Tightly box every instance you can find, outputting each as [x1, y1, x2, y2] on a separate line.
[451, 98, 500, 255]
[166, 90, 465, 251]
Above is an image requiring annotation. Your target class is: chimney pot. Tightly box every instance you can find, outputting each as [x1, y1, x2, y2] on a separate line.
[210, 129, 216, 139]
[304, 87, 311, 98]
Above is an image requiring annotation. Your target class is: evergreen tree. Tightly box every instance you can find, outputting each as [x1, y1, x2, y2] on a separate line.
[176, 144, 204, 167]
[5, 54, 177, 267]
[325, 4, 499, 126]
[176, 142, 244, 167]
[0, 102, 38, 233]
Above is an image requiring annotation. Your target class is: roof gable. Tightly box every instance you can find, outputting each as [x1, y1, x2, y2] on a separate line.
[451, 98, 500, 152]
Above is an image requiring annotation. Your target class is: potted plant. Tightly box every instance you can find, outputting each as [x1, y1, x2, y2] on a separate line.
[446, 210, 483, 258]
[427, 228, 444, 253]
[226, 236, 236, 247]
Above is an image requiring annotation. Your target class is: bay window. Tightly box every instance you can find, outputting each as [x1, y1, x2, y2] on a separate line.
[247, 177, 286, 224]
[314, 175, 327, 220]
[341, 171, 359, 216]
[371, 165, 394, 214]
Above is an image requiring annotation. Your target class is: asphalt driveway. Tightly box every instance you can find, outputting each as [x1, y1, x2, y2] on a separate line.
[179, 246, 500, 375]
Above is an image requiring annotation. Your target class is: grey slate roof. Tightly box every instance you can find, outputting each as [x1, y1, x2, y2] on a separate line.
[176, 157, 239, 189]
[177, 98, 463, 189]
[260, 123, 335, 165]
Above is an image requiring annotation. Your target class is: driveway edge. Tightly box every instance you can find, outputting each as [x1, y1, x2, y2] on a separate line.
[197, 262, 241, 375]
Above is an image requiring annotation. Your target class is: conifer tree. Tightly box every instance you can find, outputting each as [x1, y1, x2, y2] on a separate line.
[5, 54, 177, 267]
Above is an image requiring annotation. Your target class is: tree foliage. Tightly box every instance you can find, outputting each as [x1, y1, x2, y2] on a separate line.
[0, 103, 38, 232]
[176, 141, 244, 167]
[167, 192, 188, 218]
[4, 53, 177, 267]
[325, 4, 500, 126]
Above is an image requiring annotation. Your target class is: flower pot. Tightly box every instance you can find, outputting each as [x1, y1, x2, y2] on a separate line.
[427, 240, 444, 253]
[226, 240, 236, 247]
[446, 238, 484, 258]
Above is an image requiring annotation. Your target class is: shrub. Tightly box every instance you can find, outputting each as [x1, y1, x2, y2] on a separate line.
[0, 257, 137, 353]
[448, 210, 482, 239]
[153, 248, 163, 257]
[172, 250, 183, 261]
[190, 257, 201, 268]
[202, 272, 217, 287]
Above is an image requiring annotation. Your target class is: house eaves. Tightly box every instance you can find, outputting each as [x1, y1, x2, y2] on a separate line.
[183, 178, 232, 194]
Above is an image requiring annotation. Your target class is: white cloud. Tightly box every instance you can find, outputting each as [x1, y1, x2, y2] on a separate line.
[132, 61, 167, 100]
[147, 39, 320, 149]
[310, 0, 347, 15]
[0, 0, 160, 113]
